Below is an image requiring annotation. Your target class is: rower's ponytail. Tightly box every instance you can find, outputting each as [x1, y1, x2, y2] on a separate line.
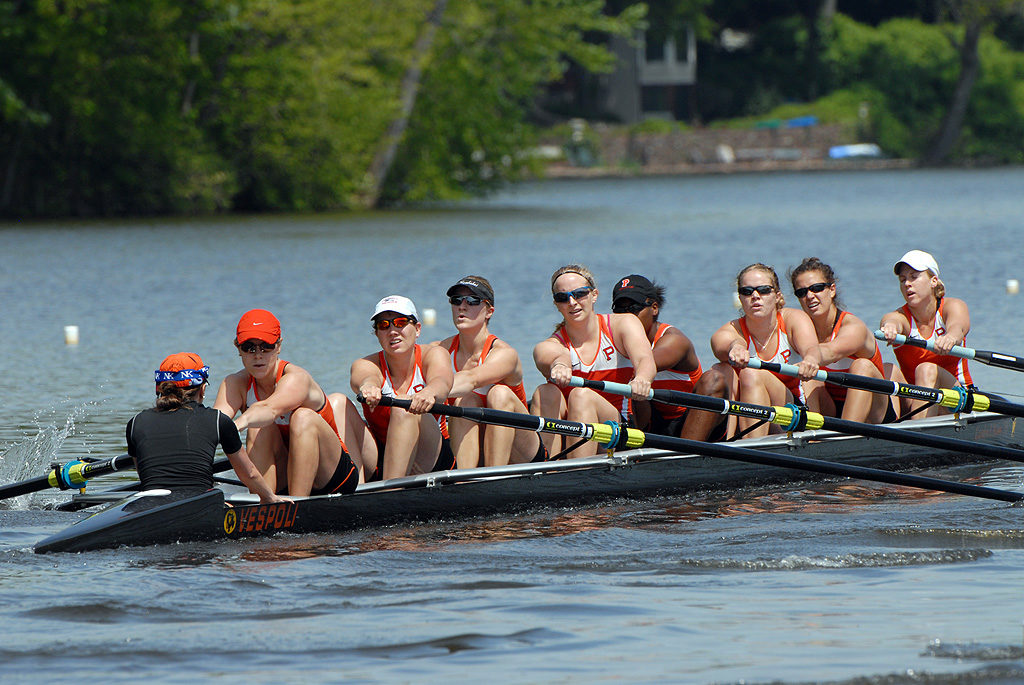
[156, 382, 202, 412]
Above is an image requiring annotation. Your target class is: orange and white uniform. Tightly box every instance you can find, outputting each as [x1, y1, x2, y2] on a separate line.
[554, 313, 634, 419]
[740, 313, 803, 400]
[245, 360, 345, 447]
[448, 334, 529, 408]
[893, 301, 973, 386]
[650, 323, 703, 421]
[821, 311, 885, 403]
[365, 345, 449, 443]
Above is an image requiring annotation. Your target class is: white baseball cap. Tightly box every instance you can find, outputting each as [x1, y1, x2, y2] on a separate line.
[371, 295, 419, 321]
[893, 250, 939, 276]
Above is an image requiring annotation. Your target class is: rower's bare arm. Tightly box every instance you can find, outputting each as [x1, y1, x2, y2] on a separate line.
[235, 370, 310, 432]
[819, 313, 873, 365]
[612, 313, 656, 398]
[936, 297, 971, 352]
[652, 326, 699, 373]
[878, 311, 910, 343]
[712, 321, 747, 367]
[786, 309, 821, 377]
[225, 446, 287, 503]
[451, 345, 519, 397]
[350, 356, 385, 409]
[212, 373, 245, 418]
[534, 338, 572, 385]
[411, 345, 454, 412]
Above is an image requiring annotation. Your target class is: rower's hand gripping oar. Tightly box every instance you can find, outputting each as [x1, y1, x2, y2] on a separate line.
[749, 358, 1024, 420]
[0, 454, 236, 502]
[570, 374, 1024, 467]
[365, 394, 1024, 504]
[874, 330, 1024, 373]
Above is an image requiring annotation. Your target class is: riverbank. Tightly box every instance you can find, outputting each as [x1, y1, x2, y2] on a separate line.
[539, 120, 913, 178]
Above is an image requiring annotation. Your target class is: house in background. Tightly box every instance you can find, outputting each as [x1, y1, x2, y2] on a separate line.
[603, 26, 697, 123]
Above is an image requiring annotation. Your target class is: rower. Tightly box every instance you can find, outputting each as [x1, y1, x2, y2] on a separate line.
[788, 257, 898, 424]
[213, 309, 369, 496]
[878, 249, 974, 418]
[352, 295, 455, 480]
[611, 273, 731, 441]
[127, 352, 282, 502]
[710, 263, 822, 438]
[432, 275, 547, 467]
[531, 264, 656, 458]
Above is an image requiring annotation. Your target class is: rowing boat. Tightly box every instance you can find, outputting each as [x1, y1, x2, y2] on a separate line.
[33, 410, 1020, 553]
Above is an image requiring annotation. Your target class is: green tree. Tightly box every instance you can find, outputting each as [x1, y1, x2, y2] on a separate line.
[380, 0, 644, 204]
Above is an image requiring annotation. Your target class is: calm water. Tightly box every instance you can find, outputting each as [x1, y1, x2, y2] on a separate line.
[2, 168, 1024, 682]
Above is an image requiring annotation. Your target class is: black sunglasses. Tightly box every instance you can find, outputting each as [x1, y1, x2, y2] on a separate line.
[612, 299, 648, 314]
[449, 295, 484, 307]
[738, 285, 775, 297]
[553, 286, 593, 303]
[794, 282, 832, 298]
[238, 340, 277, 354]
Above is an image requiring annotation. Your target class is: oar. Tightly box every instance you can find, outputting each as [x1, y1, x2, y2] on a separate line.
[369, 396, 1024, 504]
[874, 330, 1024, 373]
[748, 358, 1024, 420]
[569, 375, 1024, 466]
[0, 454, 235, 502]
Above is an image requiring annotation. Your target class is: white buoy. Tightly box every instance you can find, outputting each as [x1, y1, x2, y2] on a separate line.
[732, 292, 742, 309]
[1007, 279, 1019, 295]
[422, 308, 437, 326]
[64, 325, 80, 345]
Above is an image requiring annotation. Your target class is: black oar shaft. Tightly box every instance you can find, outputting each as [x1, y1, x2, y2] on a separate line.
[0, 455, 235, 501]
[374, 396, 1024, 504]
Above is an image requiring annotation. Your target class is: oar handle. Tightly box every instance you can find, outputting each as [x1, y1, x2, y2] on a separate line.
[746, 358, 828, 382]
[873, 330, 975, 360]
[567, 376, 654, 399]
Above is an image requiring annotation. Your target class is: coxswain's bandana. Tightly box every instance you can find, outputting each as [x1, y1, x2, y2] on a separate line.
[154, 367, 209, 386]
[155, 352, 209, 389]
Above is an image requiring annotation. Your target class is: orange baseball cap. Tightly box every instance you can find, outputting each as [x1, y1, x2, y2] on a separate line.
[235, 309, 281, 344]
[155, 352, 209, 388]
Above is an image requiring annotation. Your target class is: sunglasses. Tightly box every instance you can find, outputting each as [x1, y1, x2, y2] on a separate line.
[612, 299, 648, 314]
[794, 282, 832, 298]
[374, 316, 415, 331]
[238, 340, 277, 354]
[553, 286, 593, 303]
[449, 295, 484, 307]
[738, 285, 775, 297]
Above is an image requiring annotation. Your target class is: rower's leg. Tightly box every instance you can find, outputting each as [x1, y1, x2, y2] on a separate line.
[286, 408, 343, 496]
[483, 385, 538, 466]
[329, 393, 378, 484]
[909, 363, 960, 418]
[247, 423, 287, 493]
[736, 368, 789, 438]
[884, 363, 907, 419]
[531, 382, 567, 456]
[841, 358, 889, 423]
[680, 362, 731, 441]
[448, 393, 483, 469]
[565, 387, 622, 458]
[382, 408, 442, 478]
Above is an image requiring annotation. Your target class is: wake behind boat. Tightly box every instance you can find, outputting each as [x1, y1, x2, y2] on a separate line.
[33, 410, 1021, 554]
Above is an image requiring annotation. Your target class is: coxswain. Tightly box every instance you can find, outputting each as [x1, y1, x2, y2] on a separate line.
[127, 352, 283, 502]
